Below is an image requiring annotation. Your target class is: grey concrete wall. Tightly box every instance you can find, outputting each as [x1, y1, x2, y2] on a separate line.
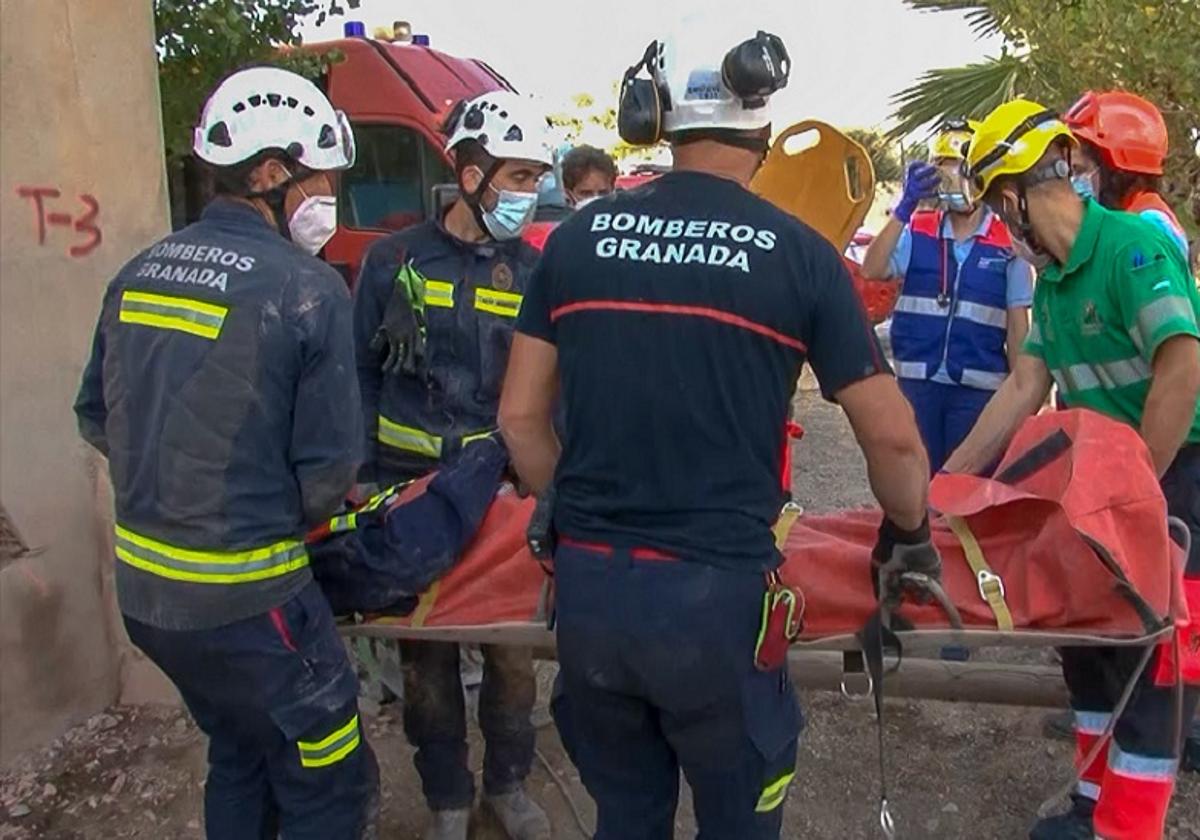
[0, 0, 173, 764]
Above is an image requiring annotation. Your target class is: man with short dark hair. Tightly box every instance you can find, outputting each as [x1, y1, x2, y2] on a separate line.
[561, 144, 617, 207]
[352, 91, 552, 840]
[74, 67, 377, 839]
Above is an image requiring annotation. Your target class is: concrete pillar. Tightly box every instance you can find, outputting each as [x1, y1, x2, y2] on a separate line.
[0, 0, 172, 764]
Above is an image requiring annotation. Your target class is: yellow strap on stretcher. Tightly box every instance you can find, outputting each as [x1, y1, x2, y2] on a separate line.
[773, 502, 803, 550]
[946, 515, 1014, 632]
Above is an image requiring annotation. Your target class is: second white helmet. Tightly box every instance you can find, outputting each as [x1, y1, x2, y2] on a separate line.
[443, 91, 554, 167]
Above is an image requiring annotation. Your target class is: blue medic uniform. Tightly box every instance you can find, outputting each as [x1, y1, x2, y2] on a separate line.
[353, 219, 539, 813]
[75, 198, 377, 839]
[888, 208, 1034, 471]
[517, 171, 891, 838]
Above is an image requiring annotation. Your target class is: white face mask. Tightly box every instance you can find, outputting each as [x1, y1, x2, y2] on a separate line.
[288, 195, 338, 255]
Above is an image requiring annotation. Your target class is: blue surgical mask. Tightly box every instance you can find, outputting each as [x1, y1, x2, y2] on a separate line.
[940, 193, 972, 214]
[1071, 174, 1095, 200]
[482, 186, 538, 240]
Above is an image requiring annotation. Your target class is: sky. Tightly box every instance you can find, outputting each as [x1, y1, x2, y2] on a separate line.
[301, 0, 1006, 137]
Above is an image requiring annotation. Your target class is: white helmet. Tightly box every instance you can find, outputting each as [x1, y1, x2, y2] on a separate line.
[193, 67, 355, 171]
[654, 28, 789, 134]
[444, 91, 553, 167]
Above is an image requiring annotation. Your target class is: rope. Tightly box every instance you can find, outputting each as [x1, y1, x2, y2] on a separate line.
[535, 746, 594, 838]
[1035, 642, 1156, 819]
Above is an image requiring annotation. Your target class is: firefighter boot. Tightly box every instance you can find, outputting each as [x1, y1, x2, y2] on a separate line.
[1028, 795, 1095, 840]
[424, 808, 469, 840]
[484, 788, 551, 840]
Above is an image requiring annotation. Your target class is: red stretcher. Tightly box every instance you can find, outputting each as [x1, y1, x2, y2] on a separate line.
[341, 411, 1191, 660]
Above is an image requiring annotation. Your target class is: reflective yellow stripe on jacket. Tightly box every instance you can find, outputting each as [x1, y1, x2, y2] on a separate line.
[378, 416, 443, 458]
[475, 288, 523, 318]
[114, 525, 307, 584]
[423, 280, 455, 309]
[377, 417, 495, 458]
[119, 290, 228, 340]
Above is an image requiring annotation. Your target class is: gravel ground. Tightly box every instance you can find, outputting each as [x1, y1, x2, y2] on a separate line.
[1, 386, 1197, 839]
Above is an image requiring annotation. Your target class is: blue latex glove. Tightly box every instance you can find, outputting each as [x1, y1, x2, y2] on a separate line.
[894, 161, 941, 224]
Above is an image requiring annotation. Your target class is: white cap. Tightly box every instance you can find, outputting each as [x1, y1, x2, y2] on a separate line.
[193, 67, 355, 171]
[444, 91, 553, 167]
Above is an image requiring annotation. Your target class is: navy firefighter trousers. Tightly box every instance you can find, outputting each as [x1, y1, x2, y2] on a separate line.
[551, 539, 803, 840]
[124, 581, 379, 839]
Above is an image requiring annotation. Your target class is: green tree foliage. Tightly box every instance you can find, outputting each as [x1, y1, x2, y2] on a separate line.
[156, 0, 356, 162]
[547, 88, 651, 164]
[845, 129, 905, 184]
[890, 0, 1200, 214]
[155, 0, 356, 223]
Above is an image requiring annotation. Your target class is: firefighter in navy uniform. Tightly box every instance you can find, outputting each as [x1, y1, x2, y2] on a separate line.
[73, 68, 377, 839]
[499, 29, 938, 839]
[353, 91, 552, 840]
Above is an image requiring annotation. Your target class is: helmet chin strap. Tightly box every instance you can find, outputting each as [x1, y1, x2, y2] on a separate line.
[249, 167, 298, 241]
[462, 159, 504, 238]
[1015, 186, 1047, 253]
[264, 187, 293, 241]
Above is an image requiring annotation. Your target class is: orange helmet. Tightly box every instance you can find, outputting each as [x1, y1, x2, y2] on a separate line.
[1063, 91, 1168, 176]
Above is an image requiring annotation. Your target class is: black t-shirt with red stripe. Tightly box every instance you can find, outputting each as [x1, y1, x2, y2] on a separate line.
[517, 170, 888, 569]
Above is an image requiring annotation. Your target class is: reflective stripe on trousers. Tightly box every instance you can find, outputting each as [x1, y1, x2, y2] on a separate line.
[754, 771, 795, 812]
[298, 714, 362, 768]
[115, 525, 307, 584]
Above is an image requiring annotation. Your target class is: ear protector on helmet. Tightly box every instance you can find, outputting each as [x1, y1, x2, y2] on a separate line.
[617, 41, 667, 146]
[721, 31, 790, 109]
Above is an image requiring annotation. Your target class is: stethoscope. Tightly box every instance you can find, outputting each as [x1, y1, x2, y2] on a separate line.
[936, 213, 952, 308]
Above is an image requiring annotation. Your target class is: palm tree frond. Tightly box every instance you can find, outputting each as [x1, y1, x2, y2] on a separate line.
[886, 55, 1026, 140]
[904, 0, 1004, 38]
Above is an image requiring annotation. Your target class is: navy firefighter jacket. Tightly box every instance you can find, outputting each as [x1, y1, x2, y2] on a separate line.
[353, 218, 538, 484]
[74, 198, 362, 630]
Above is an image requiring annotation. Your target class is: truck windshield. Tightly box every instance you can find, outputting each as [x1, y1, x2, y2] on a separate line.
[340, 123, 453, 231]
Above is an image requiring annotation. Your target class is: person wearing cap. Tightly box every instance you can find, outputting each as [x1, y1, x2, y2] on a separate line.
[945, 98, 1200, 840]
[499, 28, 935, 837]
[1064, 91, 1190, 260]
[561, 144, 618, 208]
[862, 120, 1034, 473]
[352, 91, 552, 840]
[74, 67, 377, 838]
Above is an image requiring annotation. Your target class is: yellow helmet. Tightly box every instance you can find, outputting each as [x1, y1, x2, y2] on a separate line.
[930, 118, 980, 162]
[966, 99, 1075, 197]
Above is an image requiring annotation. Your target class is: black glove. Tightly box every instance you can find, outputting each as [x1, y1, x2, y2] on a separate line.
[527, 486, 557, 561]
[370, 283, 425, 377]
[871, 515, 941, 602]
